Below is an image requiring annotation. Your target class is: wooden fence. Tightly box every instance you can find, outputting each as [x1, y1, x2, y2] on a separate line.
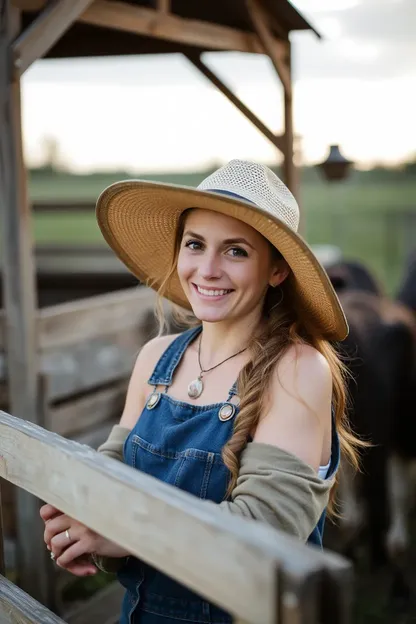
[0, 410, 353, 624]
[0, 286, 158, 610]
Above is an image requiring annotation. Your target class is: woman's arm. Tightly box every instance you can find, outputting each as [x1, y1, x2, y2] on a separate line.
[217, 344, 334, 541]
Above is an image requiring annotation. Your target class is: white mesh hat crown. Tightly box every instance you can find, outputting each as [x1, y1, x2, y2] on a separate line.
[198, 160, 300, 232]
[96, 159, 348, 341]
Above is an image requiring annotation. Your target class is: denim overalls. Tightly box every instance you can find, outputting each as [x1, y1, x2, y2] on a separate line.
[118, 326, 340, 624]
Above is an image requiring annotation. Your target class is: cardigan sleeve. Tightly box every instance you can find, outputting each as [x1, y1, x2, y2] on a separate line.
[216, 441, 334, 542]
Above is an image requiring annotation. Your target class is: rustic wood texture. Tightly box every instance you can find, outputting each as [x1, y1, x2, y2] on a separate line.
[245, 0, 297, 199]
[64, 581, 124, 624]
[79, 0, 264, 53]
[0, 573, 65, 623]
[156, 0, 170, 13]
[37, 287, 156, 350]
[279, 568, 321, 624]
[48, 380, 128, 437]
[0, 4, 54, 605]
[246, 0, 291, 95]
[185, 53, 284, 153]
[282, 43, 297, 200]
[13, 0, 95, 74]
[0, 411, 351, 624]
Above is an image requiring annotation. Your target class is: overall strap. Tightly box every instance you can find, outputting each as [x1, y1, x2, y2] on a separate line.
[148, 326, 202, 387]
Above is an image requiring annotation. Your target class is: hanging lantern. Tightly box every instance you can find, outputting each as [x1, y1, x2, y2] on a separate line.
[318, 144, 353, 181]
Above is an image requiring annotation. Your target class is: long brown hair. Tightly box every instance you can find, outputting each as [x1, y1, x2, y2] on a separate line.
[152, 210, 364, 515]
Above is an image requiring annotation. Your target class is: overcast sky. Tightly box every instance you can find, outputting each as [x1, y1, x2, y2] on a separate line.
[22, 0, 416, 172]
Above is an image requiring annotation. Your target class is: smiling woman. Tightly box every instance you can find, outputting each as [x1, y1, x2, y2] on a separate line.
[41, 159, 364, 624]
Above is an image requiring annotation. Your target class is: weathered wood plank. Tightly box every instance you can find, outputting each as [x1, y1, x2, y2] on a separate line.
[279, 567, 321, 624]
[37, 286, 156, 350]
[48, 380, 128, 437]
[13, 0, 95, 74]
[0, 411, 351, 624]
[80, 0, 264, 53]
[42, 329, 142, 400]
[0, 327, 147, 401]
[0, 574, 65, 623]
[64, 581, 124, 624]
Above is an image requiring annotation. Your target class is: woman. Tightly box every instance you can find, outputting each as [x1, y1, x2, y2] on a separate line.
[42, 159, 361, 623]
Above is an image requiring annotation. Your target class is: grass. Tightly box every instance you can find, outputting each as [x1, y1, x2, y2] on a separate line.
[29, 169, 416, 296]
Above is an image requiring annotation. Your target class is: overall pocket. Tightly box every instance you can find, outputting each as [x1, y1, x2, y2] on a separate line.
[130, 435, 229, 501]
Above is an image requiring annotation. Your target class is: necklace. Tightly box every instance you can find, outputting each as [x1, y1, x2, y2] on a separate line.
[187, 336, 247, 399]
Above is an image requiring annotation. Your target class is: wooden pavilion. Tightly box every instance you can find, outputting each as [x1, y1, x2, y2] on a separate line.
[0, 0, 319, 612]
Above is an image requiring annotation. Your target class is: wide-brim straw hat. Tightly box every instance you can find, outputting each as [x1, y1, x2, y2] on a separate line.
[96, 159, 348, 341]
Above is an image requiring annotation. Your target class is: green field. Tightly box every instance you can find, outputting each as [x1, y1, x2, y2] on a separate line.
[29, 167, 416, 295]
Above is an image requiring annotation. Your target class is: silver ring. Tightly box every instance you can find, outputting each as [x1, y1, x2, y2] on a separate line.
[50, 551, 55, 561]
[65, 529, 71, 542]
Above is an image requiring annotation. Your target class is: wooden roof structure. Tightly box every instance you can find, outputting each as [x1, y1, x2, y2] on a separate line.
[0, 0, 318, 605]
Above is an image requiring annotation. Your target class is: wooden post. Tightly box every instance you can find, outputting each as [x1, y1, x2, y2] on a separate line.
[245, 0, 298, 200]
[0, 2, 54, 606]
[282, 42, 297, 200]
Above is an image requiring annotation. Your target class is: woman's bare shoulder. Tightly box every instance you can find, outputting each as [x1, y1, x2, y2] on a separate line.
[134, 333, 181, 380]
[118, 333, 180, 428]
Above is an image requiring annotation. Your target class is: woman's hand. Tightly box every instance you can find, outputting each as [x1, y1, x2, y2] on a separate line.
[41, 504, 129, 571]
[40, 503, 98, 576]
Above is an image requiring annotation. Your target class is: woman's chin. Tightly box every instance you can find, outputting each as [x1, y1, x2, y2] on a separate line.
[189, 301, 231, 323]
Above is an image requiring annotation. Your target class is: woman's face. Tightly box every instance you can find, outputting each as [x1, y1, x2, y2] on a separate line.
[177, 209, 289, 324]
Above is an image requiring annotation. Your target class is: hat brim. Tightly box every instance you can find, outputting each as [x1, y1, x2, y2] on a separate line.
[96, 181, 348, 341]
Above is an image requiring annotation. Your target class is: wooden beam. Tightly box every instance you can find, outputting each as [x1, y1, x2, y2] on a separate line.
[246, 0, 292, 96]
[0, 574, 65, 623]
[185, 54, 285, 154]
[0, 411, 352, 624]
[0, 4, 54, 606]
[80, 0, 264, 53]
[13, 0, 95, 75]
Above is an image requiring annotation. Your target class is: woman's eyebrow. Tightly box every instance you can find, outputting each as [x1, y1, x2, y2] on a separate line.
[183, 231, 254, 249]
[183, 230, 204, 240]
[223, 237, 254, 249]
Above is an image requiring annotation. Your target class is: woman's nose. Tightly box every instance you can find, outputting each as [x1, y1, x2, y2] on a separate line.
[198, 253, 222, 280]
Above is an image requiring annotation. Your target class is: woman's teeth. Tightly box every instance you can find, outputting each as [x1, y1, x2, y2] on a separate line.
[196, 286, 232, 297]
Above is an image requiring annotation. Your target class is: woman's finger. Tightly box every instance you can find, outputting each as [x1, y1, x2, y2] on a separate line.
[52, 554, 97, 577]
[56, 540, 93, 569]
[40, 504, 63, 522]
[44, 515, 71, 547]
[50, 529, 77, 560]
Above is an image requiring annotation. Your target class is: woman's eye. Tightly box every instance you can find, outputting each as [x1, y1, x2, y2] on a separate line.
[227, 247, 248, 258]
[184, 240, 203, 251]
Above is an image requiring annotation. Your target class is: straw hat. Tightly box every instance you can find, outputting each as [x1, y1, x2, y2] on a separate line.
[96, 159, 348, 341]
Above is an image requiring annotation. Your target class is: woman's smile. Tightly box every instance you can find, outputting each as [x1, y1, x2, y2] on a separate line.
[192, 283, 234, 301]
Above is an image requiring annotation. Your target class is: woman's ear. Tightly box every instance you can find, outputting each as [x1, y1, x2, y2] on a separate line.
[269, 261, 290, 288]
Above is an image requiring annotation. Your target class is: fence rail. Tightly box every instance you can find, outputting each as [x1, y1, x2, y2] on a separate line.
[0, 410, 353, 623]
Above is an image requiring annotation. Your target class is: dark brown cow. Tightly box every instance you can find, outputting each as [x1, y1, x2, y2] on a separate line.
[324, 259, 416, 607]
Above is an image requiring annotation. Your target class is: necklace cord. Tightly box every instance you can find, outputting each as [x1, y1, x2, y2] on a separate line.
[197, 336, 247, 378]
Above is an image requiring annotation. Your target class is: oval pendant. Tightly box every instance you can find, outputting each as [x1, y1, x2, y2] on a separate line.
[146, 392, 161, 410]
[218, 402, 236, 422]
[188, 377, 203, 399]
